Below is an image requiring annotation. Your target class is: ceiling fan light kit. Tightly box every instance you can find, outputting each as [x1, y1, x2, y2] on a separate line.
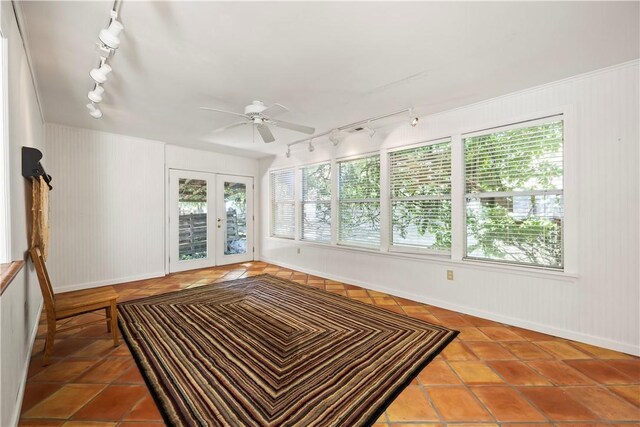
[285, 107, 420, 157]
[200, 100, 316, 144]
[85, 0, 124, 119]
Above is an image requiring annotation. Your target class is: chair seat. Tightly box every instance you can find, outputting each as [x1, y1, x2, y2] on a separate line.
[55, 286, 118, 317]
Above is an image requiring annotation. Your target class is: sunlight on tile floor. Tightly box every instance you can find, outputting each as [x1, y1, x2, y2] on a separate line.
[20, 262, 640, 426]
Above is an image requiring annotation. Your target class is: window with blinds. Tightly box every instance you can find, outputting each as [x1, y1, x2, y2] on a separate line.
[338, 155, 380, 247]
[464, 117, 564, 268]
[390, 140, 452, 251]
[270, 169, 295, 239]
[301, 163, 331, 242]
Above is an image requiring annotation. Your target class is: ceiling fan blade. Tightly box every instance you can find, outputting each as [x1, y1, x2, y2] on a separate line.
[200, 107, 249, 119]
[211, 121, 248, 134]
[271, 120, 315, 135]
[256, 123, 276, 143]
[261, 103, 288, 118]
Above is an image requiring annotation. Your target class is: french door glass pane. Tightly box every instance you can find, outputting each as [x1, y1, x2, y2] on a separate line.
[179, 178, 207, 260]
[224, 182, 247, 255]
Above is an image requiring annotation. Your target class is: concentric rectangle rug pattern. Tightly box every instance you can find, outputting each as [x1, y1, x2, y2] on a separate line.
[118, 274, 457, 426]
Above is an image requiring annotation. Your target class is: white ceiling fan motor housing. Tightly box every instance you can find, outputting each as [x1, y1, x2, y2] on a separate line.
[244, 100, 268, 118]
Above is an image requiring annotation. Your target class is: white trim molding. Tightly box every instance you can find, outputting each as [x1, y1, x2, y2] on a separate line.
[260, 256, 636, 356]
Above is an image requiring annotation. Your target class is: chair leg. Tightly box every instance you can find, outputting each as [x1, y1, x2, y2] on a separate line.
[43, 319, 56, 366]
[110, 300, 118, 347]
[106, 307, 112, 333]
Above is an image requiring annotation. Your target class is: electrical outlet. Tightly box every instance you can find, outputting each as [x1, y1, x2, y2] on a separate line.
[446, 270, 454, 281]
[297, 247, 301, 254]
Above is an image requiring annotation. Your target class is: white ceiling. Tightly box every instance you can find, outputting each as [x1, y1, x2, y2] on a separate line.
[19, 1, 639, 158]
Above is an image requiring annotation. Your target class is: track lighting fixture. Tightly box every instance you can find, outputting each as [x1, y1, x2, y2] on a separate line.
[87, 85, 104, 103]
[99, 18, 124, 49]
[85, 1, 125, 119]
[409, 108, 419, 127]
[90, 62, 112, 84]
[285, 108, 416, 159]
[86, 103, 103, 119]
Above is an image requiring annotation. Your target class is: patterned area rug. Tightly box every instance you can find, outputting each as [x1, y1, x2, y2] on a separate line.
[118, 274, 458, 426]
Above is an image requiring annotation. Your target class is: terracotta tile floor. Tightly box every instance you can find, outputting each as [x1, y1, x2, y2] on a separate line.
[20, 262, 640, 426]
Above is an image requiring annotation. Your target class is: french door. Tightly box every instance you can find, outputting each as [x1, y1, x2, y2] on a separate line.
[169, 170, 253, 273]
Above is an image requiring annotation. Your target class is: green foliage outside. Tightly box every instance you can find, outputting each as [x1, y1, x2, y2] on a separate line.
[302, 164, 331, 241]
[295, 120, 564, 267]
[465, 120, 564, 267]
[391, 141, 451, 250]
[338, 156, 381, 245]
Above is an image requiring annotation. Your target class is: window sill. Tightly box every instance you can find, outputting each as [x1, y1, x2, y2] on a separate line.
[264, 236, 578, 282]
[0, 260, 25, 296]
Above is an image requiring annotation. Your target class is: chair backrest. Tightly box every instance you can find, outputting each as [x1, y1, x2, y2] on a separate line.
[29, 246, 56, 318]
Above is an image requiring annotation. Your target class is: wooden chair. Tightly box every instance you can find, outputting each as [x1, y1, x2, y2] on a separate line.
[29, 247, 119, 365]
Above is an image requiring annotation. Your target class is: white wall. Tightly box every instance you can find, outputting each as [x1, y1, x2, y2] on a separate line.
[259, 61, 640, 355]
[0, 3, 45, 426]
[44, 129, 261, 290]
[45, 124, 166, 291]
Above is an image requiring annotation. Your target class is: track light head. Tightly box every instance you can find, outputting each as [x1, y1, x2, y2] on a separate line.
[90, 63, 112, 84]
[409, 108, 419, 127]
[367, 127, 375, 138]
[87, 85, 104, 103]
[286, 148, 291, 158]
[86, 103, 102, 119]
[99, 19, 124, 49]
[308, 140, 315, 152]
[329, 129, 341, 146]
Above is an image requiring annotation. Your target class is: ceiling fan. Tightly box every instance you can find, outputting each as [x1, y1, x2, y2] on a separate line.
[200, 100, 315, 143]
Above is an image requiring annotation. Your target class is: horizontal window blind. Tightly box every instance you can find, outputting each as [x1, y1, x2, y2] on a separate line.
[464, 118, 564, 268]
[301, 163, 331, 243]
[270, 169, 295, 238]
[338, 155, 380, 247]
[390, 141, 452, 250]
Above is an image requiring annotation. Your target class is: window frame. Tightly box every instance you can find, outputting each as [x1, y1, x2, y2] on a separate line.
[299, 160, 332, 244]
[387, 137, 453, 256]
[336, 152, 382, 249]
[269, 167, 296, 240]
[266, 107, 576, 278]
[462, 114, 565, 270]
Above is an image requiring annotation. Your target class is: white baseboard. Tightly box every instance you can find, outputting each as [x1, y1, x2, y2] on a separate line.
[259, 256, 640, 357]
[9, 299, 44, 427]
[54, 271, 166, 293]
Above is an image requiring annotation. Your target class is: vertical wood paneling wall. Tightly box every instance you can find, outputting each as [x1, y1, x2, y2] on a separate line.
[1, 3, 46, 426]
[45, 125, 166, 291]
[259, 61, 640, 355]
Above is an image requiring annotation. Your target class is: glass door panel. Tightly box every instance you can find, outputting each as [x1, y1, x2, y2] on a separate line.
[169, 170, 216, 272]
[217, 175, 253, 265]
[178, 178, 208, 260]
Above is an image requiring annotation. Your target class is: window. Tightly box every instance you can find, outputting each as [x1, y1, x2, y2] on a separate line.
[390, 140, 452, 251]
[338, 155, 380, 247]
[464, 117, 564, 268]
[270, 169, 295, 239]
[301, 163, 331, 243]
